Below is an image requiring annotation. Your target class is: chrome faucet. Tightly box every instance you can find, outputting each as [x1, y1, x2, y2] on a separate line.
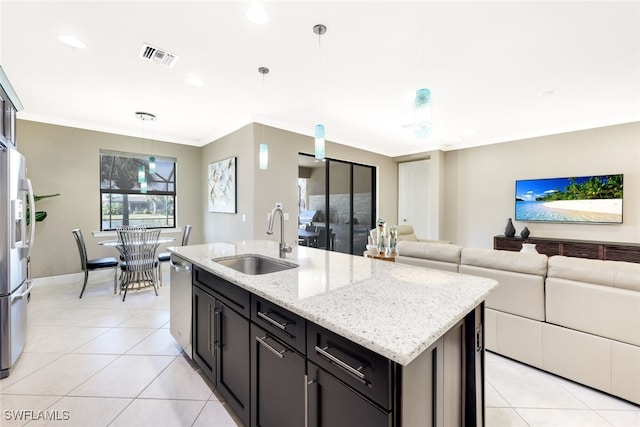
[266, 207, 293, 258]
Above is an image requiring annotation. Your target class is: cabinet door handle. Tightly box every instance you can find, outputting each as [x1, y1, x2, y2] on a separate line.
[306, 372, 318, 427]
[257, 310, 287, 330]
[314, 345, 368, 383]
[208, 305, 214, 352]
[256, 335, 286, 359]
[213, 304, 221, 350]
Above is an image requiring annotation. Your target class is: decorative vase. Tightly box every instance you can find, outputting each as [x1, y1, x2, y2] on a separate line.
[504, 218, 516, 237]
[520, 227, 530, 239]
[520, 243, 538, 254]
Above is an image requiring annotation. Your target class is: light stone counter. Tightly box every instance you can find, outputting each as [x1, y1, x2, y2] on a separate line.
[170, 240, 498, 366]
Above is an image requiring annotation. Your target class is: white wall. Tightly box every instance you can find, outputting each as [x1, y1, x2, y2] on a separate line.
[444, 122, 640, 248]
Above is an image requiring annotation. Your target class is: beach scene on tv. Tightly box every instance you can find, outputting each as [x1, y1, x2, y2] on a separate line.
[515, 174, 623, 223]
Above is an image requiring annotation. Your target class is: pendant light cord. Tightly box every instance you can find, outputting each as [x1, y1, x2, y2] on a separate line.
[262, 70, 266, 143]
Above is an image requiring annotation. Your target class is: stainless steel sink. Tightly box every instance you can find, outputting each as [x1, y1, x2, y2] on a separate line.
[212, 254, 298, 275]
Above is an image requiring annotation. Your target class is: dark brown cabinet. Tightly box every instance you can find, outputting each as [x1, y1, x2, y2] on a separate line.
[217, 300, 250, 426]
[250, 324, 305, 427]
[307, 323, 394, 411]
[192, 283, 216, 384]
[307, 362, 392, 427]
[494, 235, 640, 263]
[191, 265, 485, 427]
[192, 266, 251, 426]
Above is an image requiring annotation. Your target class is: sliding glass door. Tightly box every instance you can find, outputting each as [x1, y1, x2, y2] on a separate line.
[298, 154, 375, 255]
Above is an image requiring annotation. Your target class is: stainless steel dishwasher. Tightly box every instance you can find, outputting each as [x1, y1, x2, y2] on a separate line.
[169, 254, 193, 359]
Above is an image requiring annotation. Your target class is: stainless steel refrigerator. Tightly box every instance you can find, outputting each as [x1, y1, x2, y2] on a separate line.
[1, 66, 34, 379]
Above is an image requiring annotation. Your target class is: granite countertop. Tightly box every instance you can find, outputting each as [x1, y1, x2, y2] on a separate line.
[170, 240, 498, 366]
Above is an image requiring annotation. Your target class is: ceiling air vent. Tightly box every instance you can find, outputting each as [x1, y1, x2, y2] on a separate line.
[138, 43, 179, 68]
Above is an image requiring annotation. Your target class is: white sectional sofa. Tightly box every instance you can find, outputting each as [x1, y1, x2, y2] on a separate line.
[394, 243, 640, 405]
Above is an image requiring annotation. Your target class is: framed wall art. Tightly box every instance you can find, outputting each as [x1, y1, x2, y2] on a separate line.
[208, 156, 237, 213]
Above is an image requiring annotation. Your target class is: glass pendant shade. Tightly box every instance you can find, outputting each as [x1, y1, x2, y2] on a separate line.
[140, 177, 147, 194]
[148, 156, 156, 175]
[314, 124, 326, 159]
[259, 143, 268, 170]
[138, 165, 145, 183]
[414, 88, 431, 138]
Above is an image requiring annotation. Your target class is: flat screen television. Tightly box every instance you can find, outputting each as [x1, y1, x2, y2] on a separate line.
[515, 174, 623, 223]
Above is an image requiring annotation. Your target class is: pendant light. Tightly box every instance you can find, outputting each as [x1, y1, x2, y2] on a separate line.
[258, 66, 269, 170]
[135, 112, 156, 190]
[413, 15, 431, 139]
[313, 24, 327, 160]
[414, 88, 431, 137]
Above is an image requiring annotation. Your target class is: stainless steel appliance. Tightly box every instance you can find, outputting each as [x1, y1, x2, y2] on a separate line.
[1, 66, 35, 379]
[169, 254, 192, 359]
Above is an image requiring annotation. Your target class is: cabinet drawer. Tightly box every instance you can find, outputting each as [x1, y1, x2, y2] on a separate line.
[561, 242, 601, 259]
[307, 323, 394, 411]
[193, 266, 250, 318]
[605, 245, 640, 263]
[251, 296, 306, 354]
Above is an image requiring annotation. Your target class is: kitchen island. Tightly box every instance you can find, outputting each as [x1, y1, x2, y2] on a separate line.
[170, 240, 498, 427]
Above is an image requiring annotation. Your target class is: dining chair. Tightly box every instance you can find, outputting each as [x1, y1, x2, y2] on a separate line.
[117, 228, 161, 301]
[157, 224, 192, 286]
[72, 228, 119, 298]
[316, 227, 334, 250]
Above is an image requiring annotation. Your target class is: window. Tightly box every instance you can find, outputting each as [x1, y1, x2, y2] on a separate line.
[100, 150, 176, 230]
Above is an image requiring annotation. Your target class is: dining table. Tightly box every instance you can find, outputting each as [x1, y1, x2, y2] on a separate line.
[98, 236, 176, 247]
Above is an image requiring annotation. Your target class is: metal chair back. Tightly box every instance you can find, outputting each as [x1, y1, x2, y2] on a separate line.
[117, 229, 161, 274]
[181, 225, 192, 246]
[72, 228, 89, 271]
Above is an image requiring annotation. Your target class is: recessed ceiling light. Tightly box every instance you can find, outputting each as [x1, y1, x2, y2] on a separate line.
[246, 3, 268, 24]
[58, 34, 86, 49]
[537, 90, 555, 97]
[186, 76, 204, 86]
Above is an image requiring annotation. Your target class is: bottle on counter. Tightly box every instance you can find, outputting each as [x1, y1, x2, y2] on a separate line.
[388, 226, 398, 254]
[376, 219, 386, 253]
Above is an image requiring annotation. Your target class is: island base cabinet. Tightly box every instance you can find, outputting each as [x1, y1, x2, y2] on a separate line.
[216, 301, 250, 427]
[400, 305, 484, 427]
[307, 362, 392, 427]
[192, 284, 217, 384]
[250, 324, 305, 427]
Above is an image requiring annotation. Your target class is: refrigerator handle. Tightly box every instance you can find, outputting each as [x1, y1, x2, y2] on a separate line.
[23, 178, 36, 261]
[12, 279, 35, 302]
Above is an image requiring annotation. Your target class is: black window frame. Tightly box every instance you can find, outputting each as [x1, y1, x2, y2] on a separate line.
[99, 150, 177, 231]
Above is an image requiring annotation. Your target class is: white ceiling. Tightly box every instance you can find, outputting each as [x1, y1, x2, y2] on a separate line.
[2, 1, 639, 157]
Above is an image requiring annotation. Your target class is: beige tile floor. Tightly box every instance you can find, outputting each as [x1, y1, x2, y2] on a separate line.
[1, 269, 639, 426]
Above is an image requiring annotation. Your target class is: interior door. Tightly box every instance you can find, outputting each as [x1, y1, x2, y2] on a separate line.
[398, 159, 430, 239]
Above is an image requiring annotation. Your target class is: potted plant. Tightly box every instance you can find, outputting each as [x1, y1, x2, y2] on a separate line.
[26, 193, 61, 224]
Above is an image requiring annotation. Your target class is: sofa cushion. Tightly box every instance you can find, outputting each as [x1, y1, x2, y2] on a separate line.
[396, 224, 418, 241]
[396, 241, 462, 263]
[460, 247, 548, 276]
[546, 277, 640, 347]
[460, 265, 546, 321]
[547, 255, 640, 292]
